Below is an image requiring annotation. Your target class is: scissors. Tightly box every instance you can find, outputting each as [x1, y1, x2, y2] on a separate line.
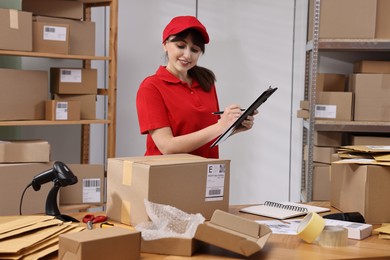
[82, 214, 108, 224]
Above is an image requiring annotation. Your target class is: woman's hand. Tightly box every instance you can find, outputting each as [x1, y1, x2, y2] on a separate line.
[217, 105, 244, 132]
[234, 109, 259, 134]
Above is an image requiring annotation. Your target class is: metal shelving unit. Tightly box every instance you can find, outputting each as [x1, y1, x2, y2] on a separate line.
[301, 0, 390, 202]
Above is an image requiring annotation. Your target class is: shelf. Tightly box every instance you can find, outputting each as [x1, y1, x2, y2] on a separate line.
[0, 50, 109, 61]
[306, 39, 390, 52]
[0, 119, 109, 126]
[309, 120, 390, 132]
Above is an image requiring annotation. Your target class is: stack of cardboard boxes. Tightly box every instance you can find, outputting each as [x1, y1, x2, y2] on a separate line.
[0, 0, 97, 122]
[298, 0, 390, 224]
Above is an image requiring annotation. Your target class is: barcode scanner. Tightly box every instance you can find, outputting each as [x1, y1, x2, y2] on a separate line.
[323, 212, 366, 224]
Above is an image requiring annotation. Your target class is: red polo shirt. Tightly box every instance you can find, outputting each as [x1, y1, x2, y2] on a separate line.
[136, 66, 220, 158]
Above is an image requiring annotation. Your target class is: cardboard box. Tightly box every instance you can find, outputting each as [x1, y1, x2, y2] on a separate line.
[300, 100, 310, 110]
[297, 109, 309, 119]
[330, 163, 390, 224]
[0, 68, 48, 121]
[59, 227, 141, 260]
[106, 154, 230, 226]
[22, 0, 84, 20]
[315, 91, 353, 121]
[352, 135, 390, 146]
[308, 0, 377, 40]
[45, 100, 80, 121]
[0, 8, 32, 51]
[59, 164, 105, 205]
[313, 146, 337, 164]
[50, 68, 98, 94]
[376, 0, 390, 38]
[354, 60, 390, 74]
[351, 74, 390, 121]
[54, 94, 96, 120]
[313, 163, 330, 201]
[33, 21, 70, 54]
[316, 73, 347, 92]
[314, 131, 343, 147]
[0, 162, 54, 215]
[35, 16, 95, 56]
[195, 210, 272, 257]
[0, 140, 50, 163]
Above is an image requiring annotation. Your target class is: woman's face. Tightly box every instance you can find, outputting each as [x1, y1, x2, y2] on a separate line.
[163, 35, 202, 77]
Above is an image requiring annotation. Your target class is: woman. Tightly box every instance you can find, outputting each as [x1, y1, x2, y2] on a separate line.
[136, 15, 257, 158]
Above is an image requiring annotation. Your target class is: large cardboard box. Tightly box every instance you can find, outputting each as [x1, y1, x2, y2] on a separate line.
[0, 162, 54, 215]
[308, 0, 377, 40]
[0, 140, 50, 163]
[106, 154, 230, 226]
[315, 91, 353, 121]
[141, 237, 199, 257]
[0, 68, 48, 121]
[330, 163, 390, 224]
[316, 73, 347, 92]
[352, 135, 390, 146]
[22, 0, 84, 20]
[59, 164, 105, 205]
[354, 60, 390, 74]
[59, 227, 141, 260]
[0, 8, 32, 51]
[54, 94, 96, 120]
[35, 16, 95, 56]
[45, 100, 80, 121]
[376, 0, 390, 39]
[50, 68, 98, 94]
[33, 21, 70, 54]
[351, 74, 390, 121]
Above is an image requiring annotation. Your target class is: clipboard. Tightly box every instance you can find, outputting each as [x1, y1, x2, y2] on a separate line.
[210, 86, 277, 148]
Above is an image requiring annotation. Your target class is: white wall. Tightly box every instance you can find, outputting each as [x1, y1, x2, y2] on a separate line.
[116, 0, 307, 204]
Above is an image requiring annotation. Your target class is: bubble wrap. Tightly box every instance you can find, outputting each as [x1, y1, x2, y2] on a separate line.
[135, 200, 205, 240]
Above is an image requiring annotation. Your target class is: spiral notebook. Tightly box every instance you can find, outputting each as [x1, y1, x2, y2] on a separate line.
[239, 201, 330, 220]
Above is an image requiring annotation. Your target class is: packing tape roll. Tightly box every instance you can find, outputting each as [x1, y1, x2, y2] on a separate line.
[318, 226, 348, 247]
[297, 212, 325, 243]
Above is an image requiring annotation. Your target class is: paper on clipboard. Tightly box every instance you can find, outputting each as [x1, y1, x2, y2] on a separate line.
[211, 86, 277, 148]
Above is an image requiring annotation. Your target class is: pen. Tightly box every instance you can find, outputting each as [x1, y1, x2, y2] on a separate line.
[212, 109, 246, 115]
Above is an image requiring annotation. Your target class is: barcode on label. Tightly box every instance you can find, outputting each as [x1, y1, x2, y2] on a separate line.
[61, 70, 72, 75]
[209, 189, 221, 196]
[316, 106, 326, 111]
[45, 27, 56, 33]
[56, 102, 68, 109]
[83, 179, 100, 188]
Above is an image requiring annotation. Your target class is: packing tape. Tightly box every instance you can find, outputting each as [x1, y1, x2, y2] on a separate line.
[318, 226, 348, 247]
[9, 9, 19, 30]
[297, 212, 325, 243]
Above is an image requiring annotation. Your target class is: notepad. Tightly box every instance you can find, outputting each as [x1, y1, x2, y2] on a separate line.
[239, 201, 330, 220]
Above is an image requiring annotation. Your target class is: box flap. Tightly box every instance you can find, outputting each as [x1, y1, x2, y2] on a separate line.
[194, 210, 272, 256]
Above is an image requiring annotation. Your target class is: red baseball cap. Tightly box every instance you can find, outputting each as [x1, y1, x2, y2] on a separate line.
[162, 16, 210, 44]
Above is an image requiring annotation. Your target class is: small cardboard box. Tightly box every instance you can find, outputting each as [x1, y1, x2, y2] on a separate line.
[45, 100, 80, 121]
[350, 74, 390, 121]
[106, 154, 230, 226]
[316, 73, 347, 92]
[195, 210, 272, 257]
[314, 131, 343, 147]
[22, 0, 84, 20]
[354, 60, 390, 74]
[352, 135, 390, 146]
[50, 68, 98, 94]
[307, 0, 377, 40]
[33, 21, 70, 54]
[0, 140, 50, 163]
[0, 68, 48, 121]
[330, 163, 390, 224]
[59, 227, 141, 260]
[0, 162, 54, 215]
[0, 8, 32, 51]
[376, 0, 390, 39]
[35, 16, 95, 56]
[315, 91, 353, 121]
[141, 237, 200, 257]
[59, 164, 105, 205]
[313, 146, 337, 164]
[313, 163, 331, 201]
[54, 94, 96, 120]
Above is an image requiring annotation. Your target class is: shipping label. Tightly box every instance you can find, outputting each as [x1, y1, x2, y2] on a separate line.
[205, 164, 225, 201]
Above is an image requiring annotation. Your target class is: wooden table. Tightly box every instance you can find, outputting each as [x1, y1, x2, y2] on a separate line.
[51, 202, 390, 259]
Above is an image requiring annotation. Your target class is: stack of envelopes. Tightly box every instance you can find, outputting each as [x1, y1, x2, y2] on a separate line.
[0, 215, 83, 259]
[336, 145, 390, 166]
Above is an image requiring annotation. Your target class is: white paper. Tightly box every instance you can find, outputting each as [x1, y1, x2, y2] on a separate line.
[60, 69, 82, 83]
[205, 164, 225, 201]
[315, 104, 337, 118]
[82, 178, 101, 203]
[43, 26, 67, 41]
[55, 102, 68, 120]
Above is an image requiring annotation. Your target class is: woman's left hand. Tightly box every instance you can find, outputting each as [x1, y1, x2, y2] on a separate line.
[235, 110, 259, 134]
